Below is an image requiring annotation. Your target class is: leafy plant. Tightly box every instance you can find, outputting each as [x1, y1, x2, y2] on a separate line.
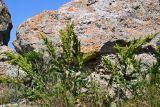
[1, 21, 159, 106]
[1, 23, 107, 106]
[59, 23, 82, 67]
[102, 32, 160, 102]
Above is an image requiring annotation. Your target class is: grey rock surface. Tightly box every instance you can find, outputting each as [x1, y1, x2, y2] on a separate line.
[0, 0, 158, 104]
[0, 46, 25, 78]
[14, 0, 160, 54]
[0, 46, 26, 104]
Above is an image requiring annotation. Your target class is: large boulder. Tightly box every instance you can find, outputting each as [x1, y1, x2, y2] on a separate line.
[0, 0, 12, 46]
[14, 0, 160, 54]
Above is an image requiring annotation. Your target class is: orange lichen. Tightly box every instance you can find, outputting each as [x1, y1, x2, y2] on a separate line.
[25, 11, 59, 29]
[27, 14, 43, 29]
[67, 7, 77, 12]
[77, 0, 93, 12]
[126, 28, 144, 38]
[81, 45, 99, 53]
[80, 34, 107, 53]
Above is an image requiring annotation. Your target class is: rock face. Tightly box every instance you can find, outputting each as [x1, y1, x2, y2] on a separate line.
[0, 0, 12, 46]
[0, 0, 21, 78]
[14, 0, 160, 54]
[0, 46, 25, 78]
[1, 0, 159, 104]
[0, 46, 25, 104]
[0, 1, 24, 103]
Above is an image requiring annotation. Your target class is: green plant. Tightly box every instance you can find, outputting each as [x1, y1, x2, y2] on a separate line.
[102, 32, 160, 102]
[146, 46, 160, 84]
[1, 22, 159, 106]
[123, 81, 160, 107]
[123, 43, 160, 107]
[1, 23, 108, 106]
[59, 23, 83, 67]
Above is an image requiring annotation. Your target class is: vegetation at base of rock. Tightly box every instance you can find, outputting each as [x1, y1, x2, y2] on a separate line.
[1, 23, 108, 106]
[102, 32, 160, 106]
[59, 23, 82, 67]
[103, 32, 159, 91]
[1, 23, 160, 106]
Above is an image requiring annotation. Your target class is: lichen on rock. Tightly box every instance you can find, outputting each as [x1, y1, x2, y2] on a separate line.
[14, 0, 160, 55]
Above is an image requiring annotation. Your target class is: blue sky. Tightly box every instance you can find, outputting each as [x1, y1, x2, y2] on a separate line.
[4, 0, 70, 48]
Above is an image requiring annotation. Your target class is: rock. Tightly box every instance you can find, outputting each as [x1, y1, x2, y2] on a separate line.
[14, 0, 160, 54]
[0, 46, 25, 78]
[0, 0, 12, 46]
[0, 99, 39, 107]
[0, 46, 25, 104]
[0, 0, 22, 104]
[12, 0, 160, 103]
[135, 53, 157, 65]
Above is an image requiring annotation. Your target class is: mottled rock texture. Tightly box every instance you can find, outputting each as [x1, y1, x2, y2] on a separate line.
[0, 0, 12, 46]
[0, 0, 159, 103]
[0, 0, 21, 78]
[14, 0, 160, 54]
[0, 1, 20, 103]
[0, 46, 25, 104]
[0, 0, 23, 78]
[0, 46, 25, 78]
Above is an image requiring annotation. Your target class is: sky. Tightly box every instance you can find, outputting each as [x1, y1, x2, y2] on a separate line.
[4, 0, 70, 48]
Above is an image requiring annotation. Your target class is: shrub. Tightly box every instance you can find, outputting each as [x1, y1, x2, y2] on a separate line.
[1, 23, 108, 106]
[102, 32, 160, 106]
[1, 22, 160, 106]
